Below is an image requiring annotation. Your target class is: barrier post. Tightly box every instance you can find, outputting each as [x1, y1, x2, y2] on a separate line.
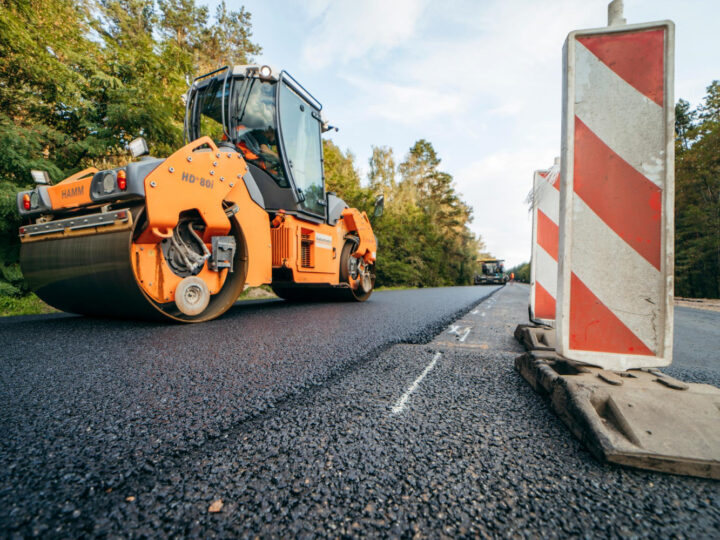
[556, 13, 675, 370]
[529, 158, 560, 326]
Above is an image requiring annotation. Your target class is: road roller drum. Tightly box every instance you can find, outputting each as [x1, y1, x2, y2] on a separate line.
[20, 206, 248, 322]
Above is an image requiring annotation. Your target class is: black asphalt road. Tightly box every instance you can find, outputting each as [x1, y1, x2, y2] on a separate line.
[1, 286, 499, 536]
[1, 286, 718, 537]
[668, 306, 720, 383]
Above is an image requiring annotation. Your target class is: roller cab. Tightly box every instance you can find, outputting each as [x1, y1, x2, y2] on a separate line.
[17, 65, 377, 322]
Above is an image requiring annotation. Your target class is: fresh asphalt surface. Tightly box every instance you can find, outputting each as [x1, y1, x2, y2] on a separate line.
[668, 306, 720, 381]
[1, 285, 718, 537]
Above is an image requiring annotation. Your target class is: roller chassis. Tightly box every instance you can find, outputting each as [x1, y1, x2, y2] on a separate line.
[18, 139, 377, 322]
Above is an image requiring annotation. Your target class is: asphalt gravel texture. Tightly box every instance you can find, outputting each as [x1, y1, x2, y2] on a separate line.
[666, 306, 720, 385]
[1, 284, 719, 537]
[1, 286, 498, 536]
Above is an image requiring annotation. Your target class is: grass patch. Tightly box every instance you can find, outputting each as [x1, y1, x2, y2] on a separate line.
[374, 285, 415, 291]
[236, 285, 278, 301]
[0, 293, 59, 317]
[0, 286, 278, 317]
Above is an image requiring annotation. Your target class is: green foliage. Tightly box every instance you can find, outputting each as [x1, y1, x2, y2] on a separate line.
[0, 292, 58, 316]
[0, 258, 31, 299]
[0, 0, 261, 191]
[0, 0, 110, 182]
[675, 82, 720, 298]
[507, 262, 530, 283]
[323, 137, 486, 288]
[323, 140, 373, 211]
[0, 181, 25, 263]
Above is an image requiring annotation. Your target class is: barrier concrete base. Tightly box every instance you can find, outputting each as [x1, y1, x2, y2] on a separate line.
[514, 324, 556, 351]
[514, 326, 720, 480]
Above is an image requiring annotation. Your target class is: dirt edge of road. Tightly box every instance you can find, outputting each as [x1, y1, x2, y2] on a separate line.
[675, 297, 720, 312]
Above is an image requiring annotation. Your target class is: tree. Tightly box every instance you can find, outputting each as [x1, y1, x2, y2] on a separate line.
[99, 0, 189, 156]
[675, 99, 696, 151]
[368, 145, 397, 198]
[323, 140, 372, 211]
[0, 0, 112, 183]
[198, 1, 261, 72]
[365, 139, 484, 287]
[0, 0, 114, 270]
[674, 82, 720, 298]
[507, 262, 530, 283]
[158, 0, 208, 50]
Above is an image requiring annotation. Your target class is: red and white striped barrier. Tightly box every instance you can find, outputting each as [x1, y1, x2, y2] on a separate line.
[530, 159, 560, 326]
[557, 20, 675, 370]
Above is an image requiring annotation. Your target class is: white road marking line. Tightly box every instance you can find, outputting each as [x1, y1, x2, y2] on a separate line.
[471, 310, 479, 315]
[459, 328, 472, 342]
[481, 312, 486, 317]
[390, 352, 442, 415]
[447, 325, 460, 335]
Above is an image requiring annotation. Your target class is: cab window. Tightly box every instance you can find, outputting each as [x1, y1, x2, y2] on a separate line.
[278, 82, 324, 216]
[232, 78, 288, 187]
[192, 78, 228, 143]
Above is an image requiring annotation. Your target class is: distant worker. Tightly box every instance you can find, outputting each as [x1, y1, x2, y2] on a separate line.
[510, 272, 515, 282]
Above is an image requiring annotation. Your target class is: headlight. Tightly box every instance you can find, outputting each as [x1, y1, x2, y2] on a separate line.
[102, 172, 116, 193]
[29, 191, 39, 208]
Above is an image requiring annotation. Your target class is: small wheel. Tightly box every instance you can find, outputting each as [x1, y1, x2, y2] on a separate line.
[175, 276, 211, 316]
[339, 240, 374, 302]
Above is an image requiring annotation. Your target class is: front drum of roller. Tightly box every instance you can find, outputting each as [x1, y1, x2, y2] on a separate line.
[20, 208, 248, 323]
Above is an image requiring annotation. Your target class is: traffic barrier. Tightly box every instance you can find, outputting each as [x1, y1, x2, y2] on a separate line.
[556, 19, 675, 370]
[529, 158, 560, 326]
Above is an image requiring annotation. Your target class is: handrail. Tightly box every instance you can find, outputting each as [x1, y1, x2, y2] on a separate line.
[279, 70, 322, 111]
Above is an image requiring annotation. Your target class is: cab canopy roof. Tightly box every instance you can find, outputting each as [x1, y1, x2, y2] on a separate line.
[191, 64, 321, 112]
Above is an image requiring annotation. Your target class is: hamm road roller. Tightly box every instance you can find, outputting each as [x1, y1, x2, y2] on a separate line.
[17, 65, 378, 322]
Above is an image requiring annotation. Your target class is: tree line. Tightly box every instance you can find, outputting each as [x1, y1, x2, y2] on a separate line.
[674, 82, 720, 298]
[324, 140, 485, 287]
[0, 0, 484, 303]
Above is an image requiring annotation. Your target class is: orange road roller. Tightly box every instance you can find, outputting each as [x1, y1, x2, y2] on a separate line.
[17, 65, 379, 322]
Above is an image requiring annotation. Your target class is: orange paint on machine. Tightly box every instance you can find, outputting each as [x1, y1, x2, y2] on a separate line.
[46, 168, 97, 209]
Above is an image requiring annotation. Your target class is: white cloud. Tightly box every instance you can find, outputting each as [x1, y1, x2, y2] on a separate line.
[301, 0, 428, 70]
[319, 0, 608, 264]
[488, 101, 526, 117]
[344, 76, 464, 125]
[457, 148, 558, 267]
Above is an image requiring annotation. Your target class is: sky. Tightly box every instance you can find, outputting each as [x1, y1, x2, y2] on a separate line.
[204, 0, 719, 267]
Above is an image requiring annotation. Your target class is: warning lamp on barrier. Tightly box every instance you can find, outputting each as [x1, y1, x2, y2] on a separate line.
[117, 170, 127, 191]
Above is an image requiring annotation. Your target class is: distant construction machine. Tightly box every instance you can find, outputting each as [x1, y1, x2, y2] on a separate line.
[474, 258, 508, 285]
[17, 65, 379, 322]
